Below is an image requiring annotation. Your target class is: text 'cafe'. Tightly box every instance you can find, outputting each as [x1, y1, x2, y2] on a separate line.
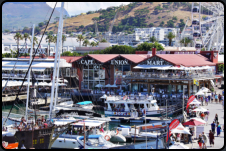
[72, 49, 219, 96]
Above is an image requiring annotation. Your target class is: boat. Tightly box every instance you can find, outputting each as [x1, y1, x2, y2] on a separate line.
[73, 101, 94, 110]
[51, 119, 115, 149]
[2, 141, 19, 149]
[103, 95, 164, 117]
[77, 135, 121, 149]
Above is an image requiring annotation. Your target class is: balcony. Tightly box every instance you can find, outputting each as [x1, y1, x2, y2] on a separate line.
[117, 71, 215, 80]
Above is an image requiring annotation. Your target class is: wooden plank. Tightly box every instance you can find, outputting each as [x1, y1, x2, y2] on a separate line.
[2, 95, 27, 102]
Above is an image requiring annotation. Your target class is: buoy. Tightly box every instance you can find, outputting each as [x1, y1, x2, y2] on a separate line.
[104, 135, 110, 141]
[143, 109, 146, 115]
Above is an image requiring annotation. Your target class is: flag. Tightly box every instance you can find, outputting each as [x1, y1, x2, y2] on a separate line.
[31, 68, 37, 87]
[186, 95, 195, 110]
[193, 79, 199, 86]
[166, 119, 180, 142]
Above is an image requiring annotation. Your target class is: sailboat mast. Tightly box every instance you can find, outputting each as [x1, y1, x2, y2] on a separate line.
[54, 10, 64, 111]
[49, 2, 64, 120]
[25, 24, 35, 121]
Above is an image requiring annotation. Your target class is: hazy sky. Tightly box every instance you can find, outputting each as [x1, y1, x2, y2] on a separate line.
[46, 2, 130, 16]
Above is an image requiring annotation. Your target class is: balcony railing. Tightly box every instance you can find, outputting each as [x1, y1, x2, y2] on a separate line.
[116, 71, 215, 80]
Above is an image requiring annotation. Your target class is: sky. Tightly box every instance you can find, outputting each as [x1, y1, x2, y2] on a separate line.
[46, 2, 131, 16]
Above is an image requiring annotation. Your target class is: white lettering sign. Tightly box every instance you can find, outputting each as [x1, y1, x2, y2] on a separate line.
[147, 60, 164, 65]
[80, 60, 94, 65]
[111, 60, 129, 65]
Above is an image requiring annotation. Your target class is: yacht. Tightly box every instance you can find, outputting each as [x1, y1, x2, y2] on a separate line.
[103, 95, 164, 117]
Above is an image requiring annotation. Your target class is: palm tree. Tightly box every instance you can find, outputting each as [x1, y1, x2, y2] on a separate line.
[96, 42, 99, 46]
[46, 34, 53, 56]
[166, 32, 176, 46]
[14, 32, 23, 52]
[76, 35, 85, 47]
[52, 36, 57, 53]
[62, 35, 66, 53]
[180, 37, 192, 47]
[23, 33, 31, 49]
[83, 39, 90, 47]
[30, 36, 38, 48]
[90, 41, 96, 47]
[100, 39, 107, 42]
[149, 36, 157, 43]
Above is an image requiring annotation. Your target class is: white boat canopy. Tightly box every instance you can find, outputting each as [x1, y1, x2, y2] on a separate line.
[70, 120, 107, 128]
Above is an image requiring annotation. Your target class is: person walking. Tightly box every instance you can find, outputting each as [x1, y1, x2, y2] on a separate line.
[205, 96, 208, 106]
[215, 93, 218, 103]
[202, 132, 208, 149]
[216, 123, 221, 137]
[204, 113, 208, 126]
[211, 121, 216, 134]
[215, 114, 218, 124]
[211, 95, 213, 104]
[201, 96, 204, 106]
[198, 134, 203, 149]
[209, 130, 214, 147]
[208, 95, 211, 104]
[188, 128, 193, 144]
[219, 94, 222, 104]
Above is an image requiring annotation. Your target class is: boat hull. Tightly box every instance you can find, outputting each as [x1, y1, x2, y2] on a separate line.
[104, 111, 163, 117]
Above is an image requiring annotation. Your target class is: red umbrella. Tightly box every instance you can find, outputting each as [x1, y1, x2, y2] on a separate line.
[183, 119, 205, 126]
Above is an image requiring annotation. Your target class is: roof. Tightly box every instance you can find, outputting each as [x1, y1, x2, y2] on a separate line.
[19, 56, 81, 63]
[155, 54, 216, 67]
[87, 54, 119, 63]
[120, 54, 147, 63]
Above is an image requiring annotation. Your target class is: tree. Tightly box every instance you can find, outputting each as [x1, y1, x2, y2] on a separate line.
[30, 36, 38, 48]
[149, 23, 154, 27]
[61, 51, 73, 56]
[4, 29, 10, 33]
[90, 41, 96, 47]
[166, 20, 174, 28]
[14, 32, 23, 52]
[180, 37, 192, 47]
[100, 39, 107, 42]
[83, 39, 90, 47]
[46, 34, 53, 56]
[35, 27, 41, 34]
[166, 32, 176, 46]
[149, 36, 157, 43]
[135, 42, 164, 51]
[52, 36, 57, 53]
[62, 35, 67, 53]
[38, 22, 44, 27]
[23, 33, 31, 48]
[49, 31, 54, 35]
[77, 35, 85, 47]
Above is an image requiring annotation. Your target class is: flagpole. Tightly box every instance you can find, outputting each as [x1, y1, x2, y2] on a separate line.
[25, 24, 35, 121]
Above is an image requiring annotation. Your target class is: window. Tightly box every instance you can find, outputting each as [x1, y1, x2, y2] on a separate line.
[66, 68, 70, 77]
[33, 139, 37, 145]
[40, 138, 44, 144]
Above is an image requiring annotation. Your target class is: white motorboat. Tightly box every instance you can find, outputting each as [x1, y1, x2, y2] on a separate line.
[103, 96, 164, 117]
[73, 101, 94, 110]
[77, 135, 121, 149]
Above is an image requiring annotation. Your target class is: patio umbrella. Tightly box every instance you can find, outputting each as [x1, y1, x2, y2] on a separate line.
[105, 84, 112, 87]
[95, 84, 103, 88]
[100, 94, 107, 99]
[199, 87, 210, 93]
[189, 98, 201, 105]
[183, 119, 205, 126]
[189, 117, 206, 124]
[171, 123, 191, 135]
[195, 91, 205, 96]
[110, 84, 118, 88]
[169, 142, 189, 149]
[192, 107, 208, 112]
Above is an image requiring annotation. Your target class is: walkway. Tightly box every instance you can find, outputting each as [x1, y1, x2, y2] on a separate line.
[185, 86, 224, 149]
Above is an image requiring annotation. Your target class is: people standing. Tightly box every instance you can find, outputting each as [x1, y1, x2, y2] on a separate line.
[204, 113, 208, 126]
[202, 132, 207, 149]
[208, 95, 211, 104]
[216, 122, 221, 137]
[188, 128, 193, 144]
[215, 93, 218, 103]
[198, 134, 203, 149]
[219, 94, 222, 104]
[201, 96, 204, 106]
[211, 121, 216, 134]
[209, 130, 214, 147]
[215, 114, 218, 124]
[205, 96, 208, 106]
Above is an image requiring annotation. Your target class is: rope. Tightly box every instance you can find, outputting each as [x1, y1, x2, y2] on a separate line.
[3, 2, 58, 126]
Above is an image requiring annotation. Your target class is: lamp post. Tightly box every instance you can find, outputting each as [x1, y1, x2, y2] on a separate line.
[183, 86, 185, 115]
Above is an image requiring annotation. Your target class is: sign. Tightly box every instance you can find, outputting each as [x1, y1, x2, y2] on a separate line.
[166, 119, 180, 142]
[140, 56, 173, 66]
[193, 79, 199, 86]
[80, 60, 94, 65]
[19, 48, 48, 55]
[186, 95, 195, 110]
[111, 59, 129, 65]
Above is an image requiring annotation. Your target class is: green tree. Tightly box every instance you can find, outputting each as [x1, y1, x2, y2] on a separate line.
[14, 32, 23, 52]
[23, 33, 31, 48]
[4, 29, 10, 33]
[38, 22, 44, 27]
[149, 23, 154, 27]
[52, 36, 57, 52]
[166, 32, 176, 46]
[90, 42, 96, 47]
[180, 37, 192, 47]
[31, 36, 38, 48]
[135, 42, 164, 51]
[35, 27, 41, 34]
[166, 20, 174, 28]
[149, 36, 157, 43]
[46, 34, 53, 55]
[100, 39, 107, 42]
[62, 35, 67, 53]
[83, 39, 90, 47]
[76, 35, 85, 47]
[49, 31, 54, 35]
[61, 51, 73, 56]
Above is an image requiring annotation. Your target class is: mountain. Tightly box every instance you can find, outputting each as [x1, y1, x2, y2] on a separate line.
[41, 2, 212, 34]
[55, 7, 70, 18]
[2, 2, 61, 31]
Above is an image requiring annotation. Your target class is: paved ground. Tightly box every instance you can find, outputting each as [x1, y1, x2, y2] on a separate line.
[185, 84, 224, 149]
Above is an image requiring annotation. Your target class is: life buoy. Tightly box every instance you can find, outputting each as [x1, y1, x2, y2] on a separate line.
[116, 129, 119, 135]
[143, 109, 146, 115]
[104, 135, 110, 141]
